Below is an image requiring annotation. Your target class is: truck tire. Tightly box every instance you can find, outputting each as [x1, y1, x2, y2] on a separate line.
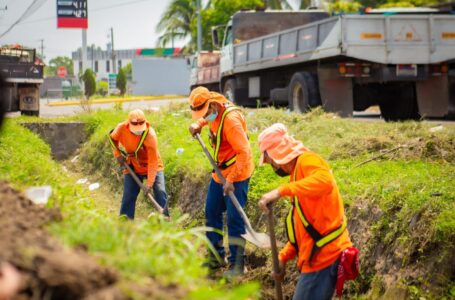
[288, 72, 321, 113]
[379, 83, 419, 121]
[223, 79, 236, 103]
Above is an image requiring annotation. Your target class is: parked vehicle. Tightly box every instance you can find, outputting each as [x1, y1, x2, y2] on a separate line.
[210, 9, 455, 120]
[0, 45, 43, 116]
[188, 51, 221, 92]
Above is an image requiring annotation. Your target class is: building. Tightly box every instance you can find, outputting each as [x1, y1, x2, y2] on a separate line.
[132, 57, 189, 95]
[71, 47, 182, 81]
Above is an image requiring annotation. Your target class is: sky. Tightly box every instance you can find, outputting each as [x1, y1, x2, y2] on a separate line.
[0, 0, 179, 63]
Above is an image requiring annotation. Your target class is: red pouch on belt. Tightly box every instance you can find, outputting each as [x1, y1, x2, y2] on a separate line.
[336, 246, 360, 298]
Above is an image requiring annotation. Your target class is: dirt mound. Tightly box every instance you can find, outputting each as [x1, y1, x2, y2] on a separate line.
[0, 181, 119, 300]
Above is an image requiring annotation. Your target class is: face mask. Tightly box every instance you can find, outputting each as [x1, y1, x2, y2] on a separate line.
[205, 111, 218, 122]
[131, 130, 144, 136]
[273, 166, 289, 177]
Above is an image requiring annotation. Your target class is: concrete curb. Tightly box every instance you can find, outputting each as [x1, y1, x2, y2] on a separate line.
[47, 95, 187, 106]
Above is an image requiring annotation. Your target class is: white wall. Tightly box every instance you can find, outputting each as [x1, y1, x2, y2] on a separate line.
[132, 58, 190, 95]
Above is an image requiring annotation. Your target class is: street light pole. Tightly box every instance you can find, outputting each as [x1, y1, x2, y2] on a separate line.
[197, 0, 202, 52]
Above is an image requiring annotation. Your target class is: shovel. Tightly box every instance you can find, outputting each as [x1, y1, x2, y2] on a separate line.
[194, 133, 271, 249]
[122, 162, 165, 215]
[266, 204, 283, 300]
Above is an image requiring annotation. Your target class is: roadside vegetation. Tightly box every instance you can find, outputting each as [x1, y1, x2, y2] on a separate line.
[0, 105, 453, 299]
[0, 118, 259, 299]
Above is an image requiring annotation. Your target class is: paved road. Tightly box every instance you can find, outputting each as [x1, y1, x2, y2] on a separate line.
[6, 98, 454, 125]
[6, 97, 188, 118]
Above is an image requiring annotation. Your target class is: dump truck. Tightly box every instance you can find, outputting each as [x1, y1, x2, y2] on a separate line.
[211, 9, 455, 120]
[0, 45, 44, 116]
[188, 51, 221, 92]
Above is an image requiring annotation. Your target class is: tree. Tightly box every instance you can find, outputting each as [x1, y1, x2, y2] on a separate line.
[156, 0, 197, 49]
[81, 69, 96, 99]
[45, 56, 74, 77]
[329, 0, 362, 13]
[116, 68, 127, 96]
[265, 0, 292, 9]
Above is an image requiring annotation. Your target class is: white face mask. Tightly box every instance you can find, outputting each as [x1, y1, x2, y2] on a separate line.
[131, 130, 144, 136]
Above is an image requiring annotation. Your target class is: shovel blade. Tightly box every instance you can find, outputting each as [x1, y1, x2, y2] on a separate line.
[242, 231, 272, 249]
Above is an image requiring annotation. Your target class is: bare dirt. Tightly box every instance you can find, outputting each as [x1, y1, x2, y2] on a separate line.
[0, 181, 118, 300]
[0, 181, 186, 300]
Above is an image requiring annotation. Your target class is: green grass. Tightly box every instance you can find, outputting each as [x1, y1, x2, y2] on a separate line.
[0, 118, 259, 299]
[4, 105, 455, 299]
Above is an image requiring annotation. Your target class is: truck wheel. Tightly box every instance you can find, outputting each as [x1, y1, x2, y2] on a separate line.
[288, 72, 321, 113]
[223, 79, 236, 103]
[379, 83, 419, 121]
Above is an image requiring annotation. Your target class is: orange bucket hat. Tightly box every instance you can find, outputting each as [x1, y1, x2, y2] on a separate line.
[128, 109, 147, 132]
[189, 87, 228, 119]
[258, 123, 309, 165]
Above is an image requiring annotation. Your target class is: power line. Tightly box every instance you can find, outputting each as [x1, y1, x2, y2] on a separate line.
[0, 0, 47, 39]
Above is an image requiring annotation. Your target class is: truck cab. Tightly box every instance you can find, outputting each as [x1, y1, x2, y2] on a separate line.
[0, 46, 43, 116]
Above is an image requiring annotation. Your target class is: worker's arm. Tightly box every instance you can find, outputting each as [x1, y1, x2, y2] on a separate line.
[224, 113, 252, 183]
[278, 153, 335, 199]
[109, 124, 123, 158]
[278, 242, 297, 264]
[197, 118, 208, 128]
[144, 130, 160, 188]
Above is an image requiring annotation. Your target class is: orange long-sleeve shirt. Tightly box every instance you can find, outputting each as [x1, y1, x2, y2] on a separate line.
[198, 106, 254, 183]
[110, 121, 164, 187]
[277, 152, 352, 273]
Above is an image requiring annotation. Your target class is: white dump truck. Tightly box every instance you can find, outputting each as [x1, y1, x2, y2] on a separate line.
[211, 8, 455, 120]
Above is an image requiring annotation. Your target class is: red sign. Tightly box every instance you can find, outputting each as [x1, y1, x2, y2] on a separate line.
[57, 67, 67, 77]
[57, 0, 88, 29]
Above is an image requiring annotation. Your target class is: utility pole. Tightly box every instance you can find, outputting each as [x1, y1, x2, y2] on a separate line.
[39, 39, 44, 60]
[197, 0, 202, 52]
[82, 29, 87, 73]
[110, 27, 116, 73]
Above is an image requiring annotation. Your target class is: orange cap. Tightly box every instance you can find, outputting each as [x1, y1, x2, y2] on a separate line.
[128, 109, 147, 132]
[189, 87, 213, 119]
[189, 87, 229, 119]
[258, 123, 309, 166]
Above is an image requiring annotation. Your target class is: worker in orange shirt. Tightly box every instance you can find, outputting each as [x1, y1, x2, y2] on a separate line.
[188, 87, 254, 278]
[258, 123, 359, 300]
[109, 109, 169, 219]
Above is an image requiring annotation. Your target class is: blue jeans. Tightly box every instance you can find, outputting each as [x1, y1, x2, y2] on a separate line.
[205, 178, 250, 265]
[120, 171, 169, 219]
[293, 259, 339, 300]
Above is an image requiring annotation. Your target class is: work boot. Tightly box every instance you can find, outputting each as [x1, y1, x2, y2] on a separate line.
[223, 236, 246, 280]
[222, 263, 245, 280]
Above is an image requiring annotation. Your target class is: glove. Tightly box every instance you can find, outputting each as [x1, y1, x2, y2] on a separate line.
[116, 156, 126, 166]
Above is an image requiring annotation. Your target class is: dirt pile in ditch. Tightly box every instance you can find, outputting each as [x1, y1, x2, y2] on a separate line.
[0, 181, 118, 300]
[0, 181, 186, 300]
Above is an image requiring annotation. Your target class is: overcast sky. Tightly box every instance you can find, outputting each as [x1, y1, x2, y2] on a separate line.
[0, 0, 179, 62]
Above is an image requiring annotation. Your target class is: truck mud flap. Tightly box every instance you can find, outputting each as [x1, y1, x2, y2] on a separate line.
[317, 67, 353, 117]
[416, 76, 449, 118]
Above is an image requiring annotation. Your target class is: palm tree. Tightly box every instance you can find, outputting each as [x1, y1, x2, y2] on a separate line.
[155, 0, 196, 48]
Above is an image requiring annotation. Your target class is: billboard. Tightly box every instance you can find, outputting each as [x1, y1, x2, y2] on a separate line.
[57, 0, 88, 29]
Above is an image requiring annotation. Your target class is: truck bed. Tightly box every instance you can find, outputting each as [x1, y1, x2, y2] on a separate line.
[233, 14, 455, 73]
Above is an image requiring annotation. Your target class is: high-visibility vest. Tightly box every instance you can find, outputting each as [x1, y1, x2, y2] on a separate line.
[212, 105, 241, 169]
[108, 128, 149, 159]
[285, 165, 347, 263]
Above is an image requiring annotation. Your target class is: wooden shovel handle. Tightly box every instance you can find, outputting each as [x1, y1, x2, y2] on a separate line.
[267, 204, 283, 300]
